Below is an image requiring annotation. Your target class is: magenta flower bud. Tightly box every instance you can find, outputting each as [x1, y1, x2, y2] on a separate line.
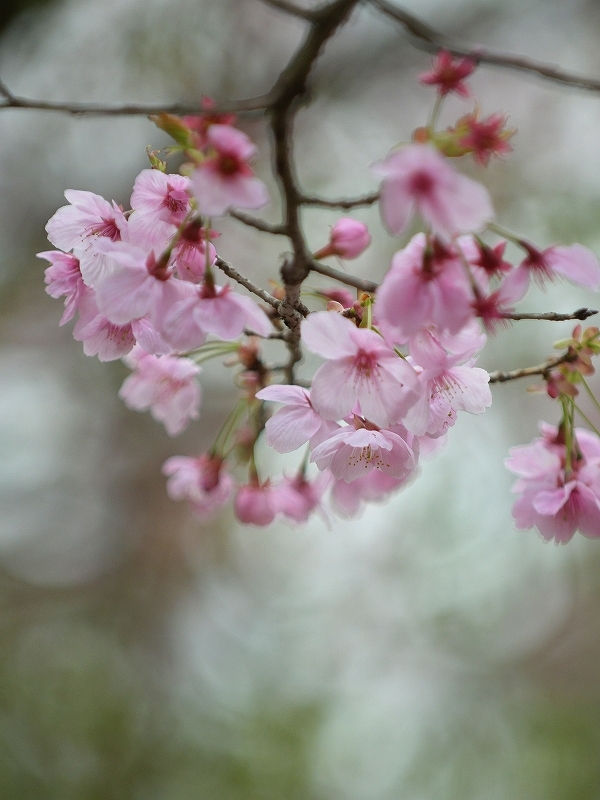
[234, 482, 277, 526]
[313, 218, 371, 260]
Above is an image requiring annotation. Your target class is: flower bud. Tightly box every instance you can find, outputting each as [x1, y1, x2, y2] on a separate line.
[313, 218, 371, 260]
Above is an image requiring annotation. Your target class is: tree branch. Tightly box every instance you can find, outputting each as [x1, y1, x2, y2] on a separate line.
[299, 191, 380, 208]
[215, 256, 281, 309]
[503, 308, 598, 322]
[229, 210, 289, 235]
[258, 0, 316, 20]
[310, 258, 378, 292]
[488, 351, 576, 384]
[370, 0, 600, 93]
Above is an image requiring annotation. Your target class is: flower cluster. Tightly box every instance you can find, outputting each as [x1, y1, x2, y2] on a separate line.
[39, 54, 600, 539]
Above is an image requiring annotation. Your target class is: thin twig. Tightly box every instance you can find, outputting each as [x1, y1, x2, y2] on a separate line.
[215, 256, 281, 309]
[299, 191, 380, 208]
[370, 0, 600, 93]
[258, 0, 316, 20]
[310, 258, 378, 292]
[229, 210, 289, 235]
[488, 351, 576, 384]
[503, 308, 598, 322]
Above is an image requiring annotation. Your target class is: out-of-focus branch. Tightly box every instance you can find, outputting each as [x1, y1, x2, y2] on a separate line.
[370, 0, 600, 93]
[300, 191, 380, 208]
[229, 210, 289, 235]
[310, 259, 378, 292]
[503, 308, 598, 322]
[258, 0, 316, 20]
[488, 351, 576, 384]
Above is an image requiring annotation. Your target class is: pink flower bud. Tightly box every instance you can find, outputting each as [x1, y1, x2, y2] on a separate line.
[234, 482, 276, 526]
[313, 218, 371, 260]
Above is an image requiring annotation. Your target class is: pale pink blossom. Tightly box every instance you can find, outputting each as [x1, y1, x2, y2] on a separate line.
[374, 234, 474, 342]
[256, 384, 338, 453]
[190, 124, 269, 217]
[513, 242, 600, 292]
[119, 347, 201, 435]
[234, 482, 277, 526]
[311, 417, 418, 483]
[72, 287, 136, 361]
[162, 454, 233, 517]
[301, 310, 420, 428]
[330, 470, 408, 518]
[505, 426, 600, 543]
[405, 327, 492, 436]
[39, 250, 86, 325]
[313, 218, 371, 260]
[373, 143, 494, 239]
[272, 473, 330, 523]
[45, 189, 129, 286]
[128, 169, 192, 251]
[161, 282, 271, 352]
[173, 220, 218, 283]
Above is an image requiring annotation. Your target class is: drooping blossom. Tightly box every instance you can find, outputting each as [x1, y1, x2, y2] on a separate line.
[256, 385, 338, 453]
[162, 454, 233, 517]
[419, 50, 476, 97]
[301, 310, 420, 429]
[234, 481, 277, 526]
[272, 472, 330, 523]
[45, 189, 129, 286]
[505, 425, 600, 543]
[172, 219, 218, 283]
[457, 110, 515, 166]
[39, 250, 86, 325]
[182, 96, 237, 149]
[330, 470, 409, 518]
[405, 327, 492, 437]
[374, 233, 474, 342]
[72, 286, 136, 361]
[311, 416, 419, 483]
[190, 124, 269, 216]
[119, 347, 201, 435]
[128, 169, 192, 251]
[313, 218, 371, 260]
[373, 143, 494, 239]
[512, 242, 600, 293]
[161, 281, 272, 352]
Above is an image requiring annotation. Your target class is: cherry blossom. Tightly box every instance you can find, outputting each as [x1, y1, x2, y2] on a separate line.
[162, 454, 233, 517]
[234, 482, 277, 526]
[40, 250, 86, 325]
[419, 50, 476, 97]
[373, 143, 494, 239]
[128, 169, 192, 251]
[272, 473, 330, 523]
[119, 347, 201, 435]
[313, 218, 371, 260]
[514, 242, 600, 291]
[190, 124, 269, 216]
[457, 110, 514, 166]
[256, 385, 338, 452]
[302, 310, 421, 428]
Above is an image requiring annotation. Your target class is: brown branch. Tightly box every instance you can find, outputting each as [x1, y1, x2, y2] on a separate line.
[310, 258, 378, 292]
[215, 256, 281, 309]
[229, 210, 288, 235]
[258, 0, 316, 20]
[300, 191, 380, 208]
[370, 0, 600, 93]
[503, 308, 598, 322]
[488, 351, 576, 384]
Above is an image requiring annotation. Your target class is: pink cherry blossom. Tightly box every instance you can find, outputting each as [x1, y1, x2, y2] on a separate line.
[72, 287, 136, 361]
[302, 310, 420, 428]
[173, 220, 218, 283]
[128, 169, 192, 251]
[372, 143, 494, 239]
[313, 218, 371, 260]
[374, 234, 474, 342]
[311, 417, 418, 483]
[513, 242, 600, 292]
[161, 281, 272, 352]
[39, 250, 86, 325]
[272, 473, 330, 523]
[419, 50, 476, 97]
[505, 426, 600, 543]
[256, 385, 338, 452]
[119, 347, 201, 435]
[190, 124, 269, 217]
[162, 454, 233, 517]
[234, 482, 277, 526]
[330, 470, 408, 518]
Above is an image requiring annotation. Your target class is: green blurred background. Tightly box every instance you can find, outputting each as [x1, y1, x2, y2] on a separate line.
[3, 0, 600, 797]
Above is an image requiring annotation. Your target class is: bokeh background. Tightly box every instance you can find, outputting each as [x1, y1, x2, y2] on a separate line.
[3, 0, 600, 797]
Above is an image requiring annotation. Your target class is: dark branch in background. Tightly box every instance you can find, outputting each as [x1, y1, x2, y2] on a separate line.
[300, 191, 380, 208]
[503, 308, 598, 322]
[310, 259, 378, 292]
[369, 0, 600, 93]
[488, 351, 576, 384]
[258, 0, 316, 20]
[229, 210, 288, 235]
